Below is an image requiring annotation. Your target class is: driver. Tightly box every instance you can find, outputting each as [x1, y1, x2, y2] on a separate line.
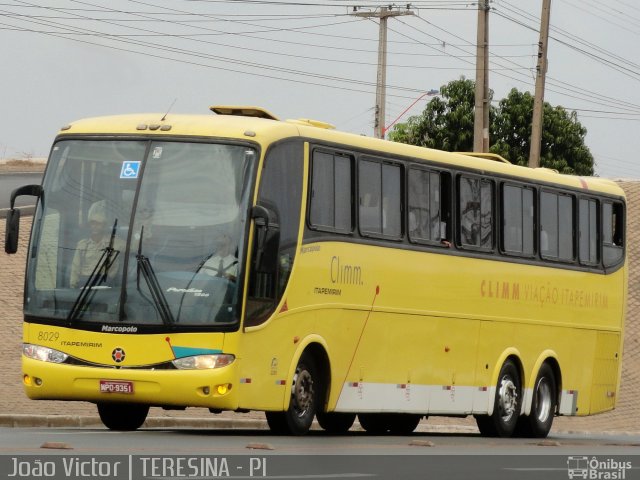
[202, 233, 238, 282]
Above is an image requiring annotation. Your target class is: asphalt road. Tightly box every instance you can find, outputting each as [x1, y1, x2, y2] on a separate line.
[0, 428, 638, 479]
[0, 172, 43, 210]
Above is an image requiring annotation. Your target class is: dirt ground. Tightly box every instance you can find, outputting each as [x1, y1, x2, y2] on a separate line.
[0, 159, 47, 173]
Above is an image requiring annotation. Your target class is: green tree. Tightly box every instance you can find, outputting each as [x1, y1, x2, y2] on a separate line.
[389, 79, 594, 176]
[389, 77, 494, 151]
[492, 88, 594, 175]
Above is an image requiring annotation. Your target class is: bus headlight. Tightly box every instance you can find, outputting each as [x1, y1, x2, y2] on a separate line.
[23, 344, 69, 364]
[172, 354, 235, 370]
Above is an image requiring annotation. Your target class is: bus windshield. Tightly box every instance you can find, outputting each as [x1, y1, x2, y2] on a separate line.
[25, 139, 256, 330]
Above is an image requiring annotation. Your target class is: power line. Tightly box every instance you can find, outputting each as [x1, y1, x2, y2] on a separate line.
[4, 1, 640, 125]
[497, 1, 640, 78]
[0, 8, 432, 100]
[399, 11, 640, 119]
[490, 5, 640, 112]
[403, 9, 640, 119]
[492, 4, 640, 111]
[616, 0, 640, 16]
[562, 0, 640, 36]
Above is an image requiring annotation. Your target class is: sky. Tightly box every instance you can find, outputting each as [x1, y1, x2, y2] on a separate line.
[1, 0, 639, 179]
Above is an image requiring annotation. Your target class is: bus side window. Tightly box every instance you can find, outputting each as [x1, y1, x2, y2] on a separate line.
[540, 191, 558, 258]
[603, 201, 624, 267]
[540, 190, 574, 262]
[502, 184, 534, 257]
[308, 151, 353, 233]
[578, 198, 598, 266]
[408, 168, 451, 246]
[358, 158, 402, 239]
[458, 175, 493, 251]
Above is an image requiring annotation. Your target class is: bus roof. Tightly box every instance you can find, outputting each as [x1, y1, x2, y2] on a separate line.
[58, 109, 625, 198]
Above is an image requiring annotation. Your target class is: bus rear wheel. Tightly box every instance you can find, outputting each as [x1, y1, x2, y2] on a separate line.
[388, 414, 422, 434]
[358, 413, 390, 434]
[316, 412, 356, 434]
[476, 359, 522, 437]
[358, 413, 422, 435]
[517, 363, 557, 438]
[97, 402, 149, 431]
[266, 353, 319, 435]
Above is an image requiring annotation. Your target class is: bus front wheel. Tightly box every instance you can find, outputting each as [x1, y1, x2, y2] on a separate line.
[97, 402, 149, 431]
[476, 359, 522, 437]
[266, 353, 320, 435]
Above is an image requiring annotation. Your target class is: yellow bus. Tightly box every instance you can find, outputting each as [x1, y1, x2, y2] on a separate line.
[6, 106, 626, 438]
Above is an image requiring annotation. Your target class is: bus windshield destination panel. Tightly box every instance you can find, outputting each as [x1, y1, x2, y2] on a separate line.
[7, 106, 626, 438]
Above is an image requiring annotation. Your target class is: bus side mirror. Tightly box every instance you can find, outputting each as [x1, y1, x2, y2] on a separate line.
[251, 205, 280, 274]
[10, 184, 42, 209]
[5, 184, 43, 254]
[5, 208, 20, 254]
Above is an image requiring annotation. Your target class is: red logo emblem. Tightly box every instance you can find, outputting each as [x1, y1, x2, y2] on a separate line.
[112, 348, 126, 363]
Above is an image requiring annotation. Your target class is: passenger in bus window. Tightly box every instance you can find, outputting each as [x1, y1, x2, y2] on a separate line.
[69, 201, 123, 288]
[202, 233, 238, 282]
[440, 222, 451, 248]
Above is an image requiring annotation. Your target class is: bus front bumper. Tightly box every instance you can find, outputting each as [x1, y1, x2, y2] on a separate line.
[22, 357, 239, 410]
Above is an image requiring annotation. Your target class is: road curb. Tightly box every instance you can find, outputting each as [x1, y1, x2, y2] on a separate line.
[0, 415, 638, 436]
[0, 414, 269, 430]
[0, 414, 475, 433]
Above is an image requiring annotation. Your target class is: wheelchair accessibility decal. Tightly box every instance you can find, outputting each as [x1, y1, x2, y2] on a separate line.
[120, 161, 141, 179]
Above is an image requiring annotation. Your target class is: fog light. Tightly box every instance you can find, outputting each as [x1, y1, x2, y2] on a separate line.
[203, 386, 210, 395]
[217, 384, 229, 395]
[34, 377, 43, 386]
[23, 375, 31, 386]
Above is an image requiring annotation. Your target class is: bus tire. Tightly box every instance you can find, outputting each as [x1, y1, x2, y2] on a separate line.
[270, 353, 319, 435]
[316, 412, 356, 434]
[97, 402, 149, 431]
[519, 363, 557, 438]
[358, 413, 390, 434]
[265, 411, 289, 435]
[476, 359, 522, 437]
[388, 414, 422, 434]
[475, 414, 497, 437]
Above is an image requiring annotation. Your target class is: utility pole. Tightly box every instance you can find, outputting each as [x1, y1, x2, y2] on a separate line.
[529, 0, 551, 168]
[473, 0, 490, 153]
[352, 6, 414, 139]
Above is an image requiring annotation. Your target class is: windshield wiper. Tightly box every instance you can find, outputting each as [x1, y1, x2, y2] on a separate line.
[135, 226, 175, 326]
[67, 219, 120, 324]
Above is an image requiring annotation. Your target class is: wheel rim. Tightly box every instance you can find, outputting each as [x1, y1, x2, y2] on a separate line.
[534, 377, 552, 423]
[498, 375, 518, 422]
[291, 368, 314, 418]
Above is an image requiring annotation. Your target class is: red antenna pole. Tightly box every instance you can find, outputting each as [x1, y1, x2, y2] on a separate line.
[383, 90, 439, 136]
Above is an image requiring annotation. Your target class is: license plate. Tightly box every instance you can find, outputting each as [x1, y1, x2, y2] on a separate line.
[99, 380, 134, 394]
